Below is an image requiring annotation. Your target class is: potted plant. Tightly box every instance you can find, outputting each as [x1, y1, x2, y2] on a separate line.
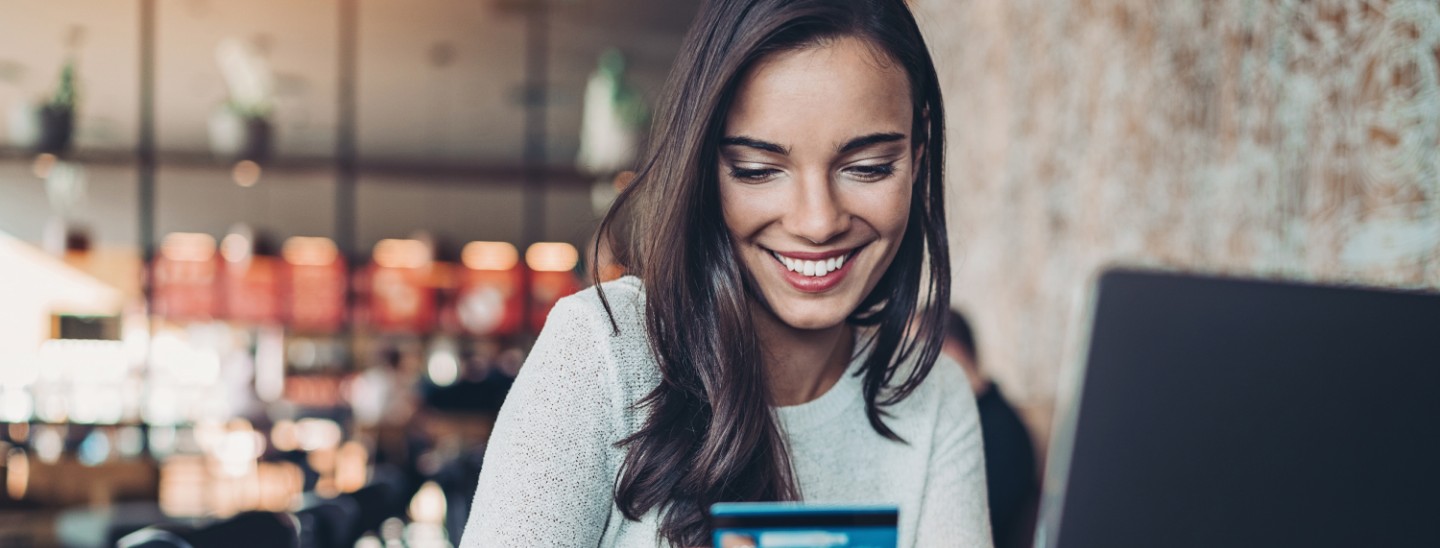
[8, 27, 83, 156]
[7, 58, 79, 156]
[35, 59, 77, 155]
[208, 38, 274, 163]
[208, 98, 271, 163]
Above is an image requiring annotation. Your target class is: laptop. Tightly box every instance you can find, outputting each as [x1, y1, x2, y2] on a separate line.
[1038, 269, 1440, 548]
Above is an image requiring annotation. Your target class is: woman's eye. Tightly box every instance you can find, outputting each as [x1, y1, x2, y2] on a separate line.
[844, 163, 896, 182]
[728, 166, 779, 182]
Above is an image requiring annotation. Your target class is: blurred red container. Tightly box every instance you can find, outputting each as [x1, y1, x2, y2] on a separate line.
[152, 233, 219, 321]
[281, 237, 347, 333]
[452, 241, 526, 336]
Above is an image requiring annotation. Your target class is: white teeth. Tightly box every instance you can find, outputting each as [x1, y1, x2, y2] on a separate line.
[773, 251, 851, 278]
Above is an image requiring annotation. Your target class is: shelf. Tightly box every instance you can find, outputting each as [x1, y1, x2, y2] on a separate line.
[0, 147, 595, 188]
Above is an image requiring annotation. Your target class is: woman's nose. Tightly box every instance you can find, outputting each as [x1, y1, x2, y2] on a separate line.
[786, 170, 849, 245]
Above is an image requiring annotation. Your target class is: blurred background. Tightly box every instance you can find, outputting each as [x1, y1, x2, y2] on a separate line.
[1, 0, 695, 545]
[0, 0, 1437, 546]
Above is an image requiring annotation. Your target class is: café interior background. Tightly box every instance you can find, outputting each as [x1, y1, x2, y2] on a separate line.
[1, 0, 1438, 545]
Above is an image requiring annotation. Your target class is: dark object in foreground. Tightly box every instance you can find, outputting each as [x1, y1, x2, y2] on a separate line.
[117, 465, 416, 548]
[1039, 269, 1440, 548]
[117, 512, 298, 548]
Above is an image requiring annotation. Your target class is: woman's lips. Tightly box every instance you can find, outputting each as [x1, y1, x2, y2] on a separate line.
[766, 246, 862, 293]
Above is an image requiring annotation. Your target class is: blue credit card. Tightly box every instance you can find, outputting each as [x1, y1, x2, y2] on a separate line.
[710, 503, 899, 548]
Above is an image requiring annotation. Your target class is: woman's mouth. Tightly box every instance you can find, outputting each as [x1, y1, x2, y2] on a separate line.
[765, 246, 862, 293]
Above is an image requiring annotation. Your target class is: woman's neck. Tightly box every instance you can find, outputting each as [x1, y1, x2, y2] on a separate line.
[752, 305, 855, 407]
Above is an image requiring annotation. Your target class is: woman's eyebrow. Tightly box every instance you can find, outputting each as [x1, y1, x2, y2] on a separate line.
[720, 136, 789, 155]
[837, 132, 906, 154]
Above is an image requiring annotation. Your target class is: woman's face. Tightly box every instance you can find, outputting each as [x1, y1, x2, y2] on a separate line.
[719, 36, 916, 331]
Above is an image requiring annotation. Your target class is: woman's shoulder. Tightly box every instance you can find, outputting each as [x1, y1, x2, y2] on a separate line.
[884, 345, 977, 422]
[555, 275, 645, 323]
[538, 275, 659, 411]
[927, 352, 975, 404]
[549, 275, 650, 350]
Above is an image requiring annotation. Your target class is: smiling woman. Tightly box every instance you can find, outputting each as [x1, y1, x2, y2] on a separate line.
[719, 36, 916, 333]
[462, 1, 989, 547]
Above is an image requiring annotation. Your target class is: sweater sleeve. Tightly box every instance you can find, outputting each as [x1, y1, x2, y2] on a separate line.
[461, 296, 620, 547]
[915, 365, 994, 548]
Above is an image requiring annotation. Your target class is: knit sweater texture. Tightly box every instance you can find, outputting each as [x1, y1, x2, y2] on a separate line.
[462, 276, 992, 547]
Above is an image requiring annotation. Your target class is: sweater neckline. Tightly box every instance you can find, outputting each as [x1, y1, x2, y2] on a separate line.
[775, 334, 868, 432]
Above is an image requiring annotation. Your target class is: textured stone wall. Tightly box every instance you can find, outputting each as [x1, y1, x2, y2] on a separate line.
[914, 0, 1440, 445]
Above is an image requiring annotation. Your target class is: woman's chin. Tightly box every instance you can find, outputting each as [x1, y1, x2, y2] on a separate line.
[769, 305, 851, 332]
[750, 277, 866, 332]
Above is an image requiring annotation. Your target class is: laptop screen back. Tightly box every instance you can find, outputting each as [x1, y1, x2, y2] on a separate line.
[1040, 269, 1440, 548]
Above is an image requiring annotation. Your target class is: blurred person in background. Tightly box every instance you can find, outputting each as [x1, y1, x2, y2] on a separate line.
[463, 0, 990, 546]
[942, 309, 1039, 548]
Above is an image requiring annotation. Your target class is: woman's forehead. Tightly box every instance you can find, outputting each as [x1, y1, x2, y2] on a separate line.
[724, 36, 912, 151]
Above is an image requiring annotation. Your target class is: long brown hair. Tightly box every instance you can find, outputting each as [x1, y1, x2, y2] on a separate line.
[591, 0, 950, 544]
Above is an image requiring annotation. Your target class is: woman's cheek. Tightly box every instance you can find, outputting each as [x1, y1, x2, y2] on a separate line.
[721, 186, 783, 236]
[849, 180, 911, 235]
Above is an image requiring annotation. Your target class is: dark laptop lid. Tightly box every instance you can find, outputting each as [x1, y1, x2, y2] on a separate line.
[1039, 269, 1440, 548]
